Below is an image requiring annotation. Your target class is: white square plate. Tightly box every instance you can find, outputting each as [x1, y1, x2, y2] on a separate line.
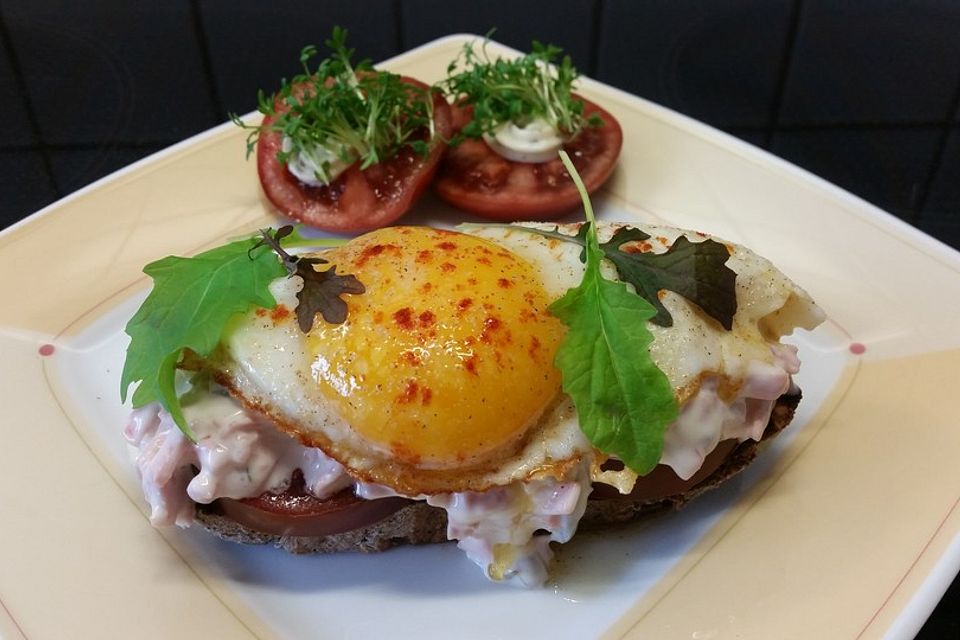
[2, 35, 958, 639]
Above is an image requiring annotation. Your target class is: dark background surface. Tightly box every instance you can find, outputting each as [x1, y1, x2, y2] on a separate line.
[1, 1, 957, 636]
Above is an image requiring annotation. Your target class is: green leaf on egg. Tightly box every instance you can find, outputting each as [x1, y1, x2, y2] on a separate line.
[548, 152, 679, 474]
[120, 227, 348, 441]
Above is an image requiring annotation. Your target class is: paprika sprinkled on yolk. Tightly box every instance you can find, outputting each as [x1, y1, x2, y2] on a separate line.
[305, 227, 564, 469]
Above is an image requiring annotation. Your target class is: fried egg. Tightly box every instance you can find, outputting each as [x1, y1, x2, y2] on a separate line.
[209, 223, 822, 496]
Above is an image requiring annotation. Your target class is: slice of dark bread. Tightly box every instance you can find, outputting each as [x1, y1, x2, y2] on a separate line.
[195, 392, 801, 553]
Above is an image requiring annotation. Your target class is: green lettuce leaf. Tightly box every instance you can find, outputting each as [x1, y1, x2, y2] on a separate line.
[549, 152, 679, 474]
[549, 224, 679, 473]
[120, 238, 286, 440]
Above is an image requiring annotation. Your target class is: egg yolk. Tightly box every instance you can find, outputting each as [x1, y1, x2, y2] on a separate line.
[306, 227, 564, 469]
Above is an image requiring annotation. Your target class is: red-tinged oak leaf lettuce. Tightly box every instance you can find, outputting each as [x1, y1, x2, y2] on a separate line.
[251, 225, 365, 331]
[459, 223, 737, 330]
[599, 226, 737, 330]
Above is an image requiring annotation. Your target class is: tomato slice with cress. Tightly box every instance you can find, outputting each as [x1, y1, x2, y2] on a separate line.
[239, 29, 452, 233]
[434, 97, 621, 220]
[257, 79, 452, 233]
[433, 39, 622, 221]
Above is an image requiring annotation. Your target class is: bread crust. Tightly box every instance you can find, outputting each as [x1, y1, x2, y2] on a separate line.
[195, 392, 801, 553]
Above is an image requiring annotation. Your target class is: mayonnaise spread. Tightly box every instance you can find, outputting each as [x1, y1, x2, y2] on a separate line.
[125, 344, 797, 587]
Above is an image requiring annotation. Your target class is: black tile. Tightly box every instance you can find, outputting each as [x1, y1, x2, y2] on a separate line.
[918, 128, 960, 249]
[0, 149, 58, 228]
[596, 0, 794, 128]
[1, 0, 217, 145]
[401, 0, 596, 74]
[198, 0, 401, 117]
[769, 127, 941, 218]
[780, 1, 960, 125]
[0, 30, 34, 147]
[924, 129, 960, 213]
[47, 145, 165, 196]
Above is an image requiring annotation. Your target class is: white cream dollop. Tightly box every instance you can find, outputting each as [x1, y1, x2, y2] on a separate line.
[483, 118, 566, 163]
[281, 136, 356, 186]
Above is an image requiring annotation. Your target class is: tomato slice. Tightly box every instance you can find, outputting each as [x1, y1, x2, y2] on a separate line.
[217, 444, 735, 538]
[218, 473, 411, 537]
[589, 440, 740, 501]
[216, 442, 736, 537]
[433, 95, 623, 220]
[256, 76, 453, 233]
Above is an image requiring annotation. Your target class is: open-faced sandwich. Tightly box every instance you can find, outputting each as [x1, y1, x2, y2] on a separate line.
[120, 156, 823, 587]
